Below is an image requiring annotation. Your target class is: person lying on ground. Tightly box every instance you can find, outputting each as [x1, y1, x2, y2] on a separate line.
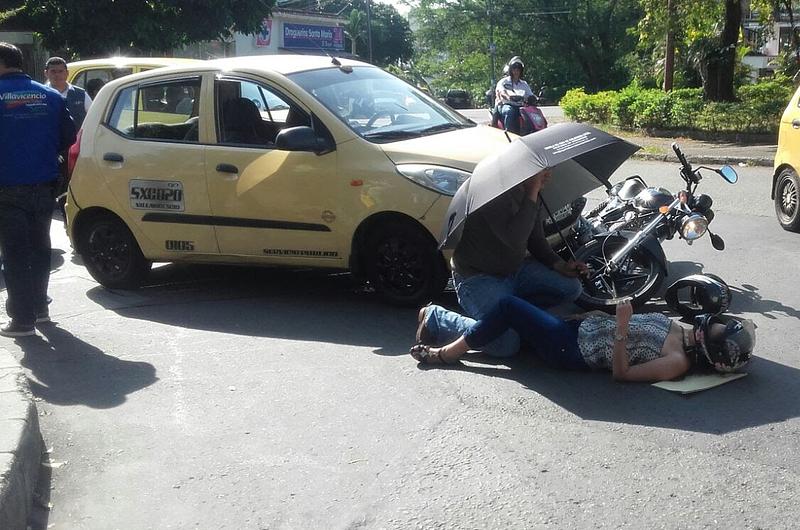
[410, 296, 754, 382]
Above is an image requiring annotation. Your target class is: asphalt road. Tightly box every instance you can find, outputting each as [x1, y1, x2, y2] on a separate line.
[459, 106, 565, 126]
[11, 159, 800, 529]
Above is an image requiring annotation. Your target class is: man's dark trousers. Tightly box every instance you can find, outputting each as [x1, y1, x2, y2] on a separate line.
[0, 183, 55, 325]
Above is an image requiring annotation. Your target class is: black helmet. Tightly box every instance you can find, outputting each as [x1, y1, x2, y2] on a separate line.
[692, 313, 755, 372]
[664, 273, 731, 318]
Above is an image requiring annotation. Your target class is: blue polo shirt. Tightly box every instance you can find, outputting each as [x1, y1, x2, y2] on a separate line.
[0, 72, 76, 186]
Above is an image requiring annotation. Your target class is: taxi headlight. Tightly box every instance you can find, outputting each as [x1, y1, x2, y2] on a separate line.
[681, 213, 709, 241]
[396, 164, 470, 196]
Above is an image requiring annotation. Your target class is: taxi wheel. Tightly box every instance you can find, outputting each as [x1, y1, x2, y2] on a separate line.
[78, 214, 151, 289]
[365, 223, 447, 306]
[775, 168, 800, 232]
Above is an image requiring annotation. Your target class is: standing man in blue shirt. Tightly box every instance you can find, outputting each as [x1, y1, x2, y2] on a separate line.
[44, 56, 91, 129]
[0, 43, 76, 336]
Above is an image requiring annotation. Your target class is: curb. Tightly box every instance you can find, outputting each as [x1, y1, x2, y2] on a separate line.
[632, 151, 774, 168]
[0, 347, 43, 530]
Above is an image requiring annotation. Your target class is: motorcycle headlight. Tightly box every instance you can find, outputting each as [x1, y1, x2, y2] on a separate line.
[395, 164, 471, 196]
[681, 213, 708, 241]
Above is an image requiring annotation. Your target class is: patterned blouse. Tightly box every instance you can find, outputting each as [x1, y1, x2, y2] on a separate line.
[577, 313, 673, 370]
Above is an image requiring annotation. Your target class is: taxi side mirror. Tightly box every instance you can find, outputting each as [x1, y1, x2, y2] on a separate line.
[275, 126, 333, 154]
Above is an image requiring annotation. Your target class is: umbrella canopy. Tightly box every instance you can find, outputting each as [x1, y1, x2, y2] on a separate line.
[439, 123, 640, 249]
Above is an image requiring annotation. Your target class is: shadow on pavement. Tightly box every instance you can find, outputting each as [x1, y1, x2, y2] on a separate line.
[14, 324, 158, 409]
[426, 352, 800, 435]
[78, 259, 798, 434]
[84, 263, 456, 350]
[651, 260, 800, 321]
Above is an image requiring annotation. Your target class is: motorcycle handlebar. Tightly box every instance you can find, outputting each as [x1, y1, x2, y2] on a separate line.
[672, 143, 698, 184]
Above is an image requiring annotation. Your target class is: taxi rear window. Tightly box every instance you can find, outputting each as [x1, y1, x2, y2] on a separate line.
[107, 79, 201, 143]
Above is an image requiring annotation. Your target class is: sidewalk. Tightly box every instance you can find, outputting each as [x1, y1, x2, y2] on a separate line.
[617, 130, 777, 168]
[0, 347, 43, 530]
[472, 109, 778, 167]
[546, 113, 778, 168]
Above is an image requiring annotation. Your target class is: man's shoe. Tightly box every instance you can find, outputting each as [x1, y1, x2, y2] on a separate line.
[0, 321, 36, 337]
[35, 311, 51, 324]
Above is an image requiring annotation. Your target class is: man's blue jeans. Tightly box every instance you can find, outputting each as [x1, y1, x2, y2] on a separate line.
[463, 296, 589, 371]
[0, 184, 55, 325]
[426, 260, 582, 357]
[499, 104, 522, 134]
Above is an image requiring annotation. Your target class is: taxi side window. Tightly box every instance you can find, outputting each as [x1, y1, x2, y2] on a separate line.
[106, 78, 201, 143]
[214, 78, 310, 148]
[73, 68, 132, 90]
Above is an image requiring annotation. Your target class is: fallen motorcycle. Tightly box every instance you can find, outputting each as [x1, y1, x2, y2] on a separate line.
[573, 143, 738, 311]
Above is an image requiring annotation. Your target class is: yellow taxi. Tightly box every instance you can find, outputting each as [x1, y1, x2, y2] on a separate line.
[773, 84, 800, 232]
[65, 55, 512, 304]
[67, 57, 199, 95]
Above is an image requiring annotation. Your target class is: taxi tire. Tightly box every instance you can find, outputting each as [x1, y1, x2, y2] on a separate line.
[78, 214, 151, 289]
[364, 222, 447, 307]
[775, 168, 800, 232]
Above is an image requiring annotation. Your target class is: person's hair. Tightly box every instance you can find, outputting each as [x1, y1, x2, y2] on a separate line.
[45, 56, 68, 70]
[86, 78, 105, 99]
[0, 42, 24, 69]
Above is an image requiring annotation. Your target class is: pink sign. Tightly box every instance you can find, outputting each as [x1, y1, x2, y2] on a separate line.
[256, 19, 272, 47]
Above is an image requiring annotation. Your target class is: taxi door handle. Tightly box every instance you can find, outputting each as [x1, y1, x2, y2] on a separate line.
[103, 152, 124, 163]
[793, 119, 800, 129]
[216, 163, 239, 174]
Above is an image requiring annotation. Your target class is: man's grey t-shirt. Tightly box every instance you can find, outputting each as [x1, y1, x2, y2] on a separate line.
[452, 185, 561, 278]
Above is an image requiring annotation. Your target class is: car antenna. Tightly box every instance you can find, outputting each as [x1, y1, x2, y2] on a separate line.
[311, 43, 350, 71]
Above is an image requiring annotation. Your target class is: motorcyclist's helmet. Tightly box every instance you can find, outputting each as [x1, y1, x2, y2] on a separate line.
[691, 313, 755, 372]
[506, 56, 524, 78]
[664, 273, 731, 318]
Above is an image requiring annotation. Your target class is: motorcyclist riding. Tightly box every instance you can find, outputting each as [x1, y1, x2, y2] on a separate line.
[495, 56, 534, 135]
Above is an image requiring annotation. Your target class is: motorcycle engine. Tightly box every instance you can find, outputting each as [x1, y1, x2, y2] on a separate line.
[633, 187, 673, 211]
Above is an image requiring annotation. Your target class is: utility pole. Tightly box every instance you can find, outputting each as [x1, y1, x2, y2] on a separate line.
[663, 0, 676, 91]
[366, 0, 374, 63]
[488, 0, 496, 94]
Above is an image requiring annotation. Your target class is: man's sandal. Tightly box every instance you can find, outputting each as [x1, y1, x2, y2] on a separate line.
[415, 303, 434, 345]
[409, 344, 456, 365]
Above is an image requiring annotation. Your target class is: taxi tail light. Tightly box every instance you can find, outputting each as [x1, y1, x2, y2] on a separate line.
[67, 128, 82, 180]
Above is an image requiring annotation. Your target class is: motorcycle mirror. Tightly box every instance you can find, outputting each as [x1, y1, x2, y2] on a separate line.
[718, 165, 738, 183]
[710, 232, 725, 250]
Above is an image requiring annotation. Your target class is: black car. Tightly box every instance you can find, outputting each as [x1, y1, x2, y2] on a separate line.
[445, 89, 472, 109]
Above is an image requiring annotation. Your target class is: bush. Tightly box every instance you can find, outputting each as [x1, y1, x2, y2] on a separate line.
[558, 79, 793, 135]
[667, 88, 704, 129]
[561, 88, 617, 123]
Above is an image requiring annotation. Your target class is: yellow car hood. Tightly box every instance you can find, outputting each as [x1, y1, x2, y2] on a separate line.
[379, 125, 512, 172]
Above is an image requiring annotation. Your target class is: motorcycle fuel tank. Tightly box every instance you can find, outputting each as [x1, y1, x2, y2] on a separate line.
[633, 187, 674, 211]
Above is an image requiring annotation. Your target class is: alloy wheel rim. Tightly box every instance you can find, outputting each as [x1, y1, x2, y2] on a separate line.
[583, 248, 658, 304]
[87, 225, 131, 278]
[375, 237, 425, 297]
[781, 178, 798, 219]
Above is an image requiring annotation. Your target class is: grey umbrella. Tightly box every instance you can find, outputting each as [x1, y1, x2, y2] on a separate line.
[439, 122, 640, 249]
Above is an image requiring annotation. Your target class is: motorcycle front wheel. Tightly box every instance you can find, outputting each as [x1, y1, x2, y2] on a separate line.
[574, 238, 664, 312]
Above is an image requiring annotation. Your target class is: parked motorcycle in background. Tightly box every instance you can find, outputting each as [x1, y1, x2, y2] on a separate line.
[571, 143, 739, 311]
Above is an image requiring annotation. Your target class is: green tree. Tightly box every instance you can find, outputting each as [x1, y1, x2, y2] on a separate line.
[337, 1, 413, 65]
[0, 0, 274, 57]
[412, 0, 641, 100]
[635, 0, 789, 101]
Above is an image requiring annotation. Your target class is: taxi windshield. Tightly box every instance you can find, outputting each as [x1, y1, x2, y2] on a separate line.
[288, 66, 474, 143]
